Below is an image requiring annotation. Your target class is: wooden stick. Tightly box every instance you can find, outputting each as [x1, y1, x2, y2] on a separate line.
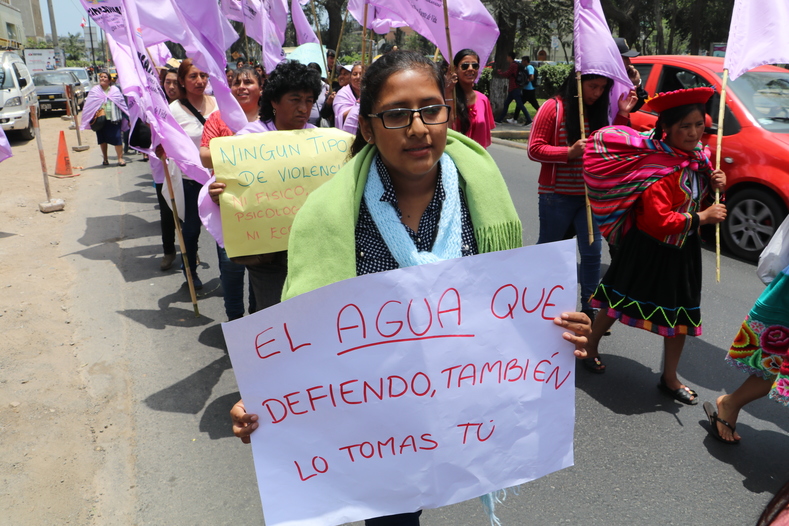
[309, 0, 328, 76]
[361, 0, 368, 67]
[160, 155, 200, 317]
[328, 7, 349, 88]
[714, 69, 729, 283]
[442, 0, 455, 125]
[576, 71, 594, 245]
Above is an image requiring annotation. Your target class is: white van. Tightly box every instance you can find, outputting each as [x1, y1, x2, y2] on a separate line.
[0, 51, 39, 140]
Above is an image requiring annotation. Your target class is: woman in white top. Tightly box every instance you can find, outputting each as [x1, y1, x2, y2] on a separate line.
[169, 58, 218, 289]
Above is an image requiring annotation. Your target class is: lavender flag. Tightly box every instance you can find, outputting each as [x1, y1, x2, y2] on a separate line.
[291, 0, 319, 46]
[573, 0, 632, 124]
[725, 0, 789, 81]
[350, 0, 498, 63]
[242, 0, 286, 73]
[0, 127, 11, 162]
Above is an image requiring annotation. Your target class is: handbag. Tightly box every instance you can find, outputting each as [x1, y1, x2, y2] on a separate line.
[757, 214, 789, 284]
[90, 107, 106, 132]
[129, 119, 152, 149]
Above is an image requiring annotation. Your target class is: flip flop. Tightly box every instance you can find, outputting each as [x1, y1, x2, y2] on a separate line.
[703, 401, 740, 444]
[118, 161, 126, 167]
[102, 160, 109, 166]
[657, 375, 699, 405]
[581, 356, 606, 374]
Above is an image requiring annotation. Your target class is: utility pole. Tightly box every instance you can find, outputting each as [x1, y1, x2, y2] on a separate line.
[87, 17, 97, 78]
[46, 0, 60, 66]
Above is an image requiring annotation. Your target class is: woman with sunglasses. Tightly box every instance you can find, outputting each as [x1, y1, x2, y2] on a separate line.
[451, 49, 495, 149]
[229, 50, 592, 525]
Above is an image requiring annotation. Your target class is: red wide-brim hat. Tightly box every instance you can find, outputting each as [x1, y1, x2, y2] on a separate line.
[645, 87, 715, 113]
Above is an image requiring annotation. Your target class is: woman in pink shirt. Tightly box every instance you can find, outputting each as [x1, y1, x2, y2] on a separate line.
[451, 49, 495, 149]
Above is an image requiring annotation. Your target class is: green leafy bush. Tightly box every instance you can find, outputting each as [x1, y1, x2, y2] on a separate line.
[475, 67, 492, 97]
[537, 63, 573, 98]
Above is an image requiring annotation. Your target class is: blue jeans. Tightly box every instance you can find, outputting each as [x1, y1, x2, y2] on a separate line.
[537, 193, 602, 312]
[498, 88, 531, 124]
[217, 245, 256, 320]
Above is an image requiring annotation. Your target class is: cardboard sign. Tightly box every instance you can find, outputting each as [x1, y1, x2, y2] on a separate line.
[210, 128, 354, 257]
[222, 241, 578, 526]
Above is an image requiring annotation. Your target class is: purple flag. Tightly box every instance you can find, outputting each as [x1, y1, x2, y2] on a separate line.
[221, 0, 245, 23]
[241, 0, 286, 73]
[350, 0, 498, 64]
[348, 0, 407, 35]
[573, 0, 632, 123]
[0, 127, 11, 162]
[81, 0, 210, 184]
[725, 0, 789, 81]
[147, 42, 172, 69]
[291, 0, 319, 45]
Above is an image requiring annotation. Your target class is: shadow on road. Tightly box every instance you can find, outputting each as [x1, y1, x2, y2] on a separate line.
[144, 354, 231, 414]
[200, 392, 241, 439]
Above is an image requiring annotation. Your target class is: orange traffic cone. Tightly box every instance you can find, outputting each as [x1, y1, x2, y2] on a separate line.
[55, 130, 74, 176]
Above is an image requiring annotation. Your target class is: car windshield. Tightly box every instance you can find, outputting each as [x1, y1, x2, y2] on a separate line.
[33, 72, 75, 86]
[0, 65, 13, 89]
[725, 71, 789, 133]
[67, 69, 88, 81]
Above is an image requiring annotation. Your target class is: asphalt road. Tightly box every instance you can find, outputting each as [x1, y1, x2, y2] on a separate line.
[68, 140, 787, 525]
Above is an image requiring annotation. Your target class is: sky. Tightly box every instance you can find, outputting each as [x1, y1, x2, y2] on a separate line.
[40, 0, 91, 39]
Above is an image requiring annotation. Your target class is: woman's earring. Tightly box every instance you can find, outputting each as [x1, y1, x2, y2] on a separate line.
[273, 108, 277, 116]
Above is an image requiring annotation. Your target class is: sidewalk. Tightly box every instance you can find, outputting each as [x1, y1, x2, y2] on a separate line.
[491, 119, 530, 141]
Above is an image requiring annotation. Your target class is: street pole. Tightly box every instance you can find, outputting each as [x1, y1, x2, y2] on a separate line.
[88, 18, 97, 79]
[46, 0, 60, 66]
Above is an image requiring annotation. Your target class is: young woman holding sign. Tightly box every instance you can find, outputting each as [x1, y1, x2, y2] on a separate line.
[201, 61, 321, 312]
[230, 50, 592, 525]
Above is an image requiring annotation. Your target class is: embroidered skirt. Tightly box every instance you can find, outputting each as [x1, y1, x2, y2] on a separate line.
[727, 266, 789, 406]
[591, 227, 702, 337]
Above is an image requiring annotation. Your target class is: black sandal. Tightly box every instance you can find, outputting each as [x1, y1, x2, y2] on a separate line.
[703, 401, 739, 444]
[657, 375, 698, 405]
[102, 159, 109, 165]
[582, 356, 606, 374]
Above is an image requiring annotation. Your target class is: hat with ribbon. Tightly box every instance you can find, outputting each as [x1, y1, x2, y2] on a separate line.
[645, 87, 715, 113]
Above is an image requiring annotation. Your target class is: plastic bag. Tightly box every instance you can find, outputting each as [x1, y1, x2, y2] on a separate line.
[757, 215, 789, 284]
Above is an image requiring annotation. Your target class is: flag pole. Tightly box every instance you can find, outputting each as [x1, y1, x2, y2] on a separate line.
[309, 0, 328, 76]
[160, 154, 200, 317]
[442, 0, 455, 125]
[714, 69, 728, 283]
[361, 0, 368, 67]
[328, 7, 350, 88]
[576, 71, 594, 245]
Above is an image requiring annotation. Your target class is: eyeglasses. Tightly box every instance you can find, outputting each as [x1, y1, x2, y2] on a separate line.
[459, 62, 480, 71]
[367, 104, 451, 129]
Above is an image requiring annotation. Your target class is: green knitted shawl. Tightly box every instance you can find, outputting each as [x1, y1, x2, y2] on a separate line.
[282, 129, 523, 301]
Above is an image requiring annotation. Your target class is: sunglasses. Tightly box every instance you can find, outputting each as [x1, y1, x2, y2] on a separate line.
[460, 62, 480, 71]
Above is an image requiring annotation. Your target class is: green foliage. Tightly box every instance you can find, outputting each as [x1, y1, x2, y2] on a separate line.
[66, 60, 91, 68]
[476, 67, 493, 97]
[26, 38, 50, 49]
[60, 33, 86, 62]
[537, 63, 572, 98]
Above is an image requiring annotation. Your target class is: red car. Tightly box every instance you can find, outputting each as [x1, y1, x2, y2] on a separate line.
[630, 55, 789, 261]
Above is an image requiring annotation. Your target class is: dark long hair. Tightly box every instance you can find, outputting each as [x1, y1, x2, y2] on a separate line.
[652, 102, 706, 142]
[557, 73, 612, 145]
[259, 61, 321, 122]
[350, 50, 444, 156]
[453, 48, 479, 135]
[757, 479, 789, 526]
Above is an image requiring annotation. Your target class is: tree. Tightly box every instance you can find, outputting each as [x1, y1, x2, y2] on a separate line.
[60, 33, 86, 62]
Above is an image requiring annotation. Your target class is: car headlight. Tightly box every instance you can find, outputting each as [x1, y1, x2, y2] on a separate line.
[4, 96, 22, 107]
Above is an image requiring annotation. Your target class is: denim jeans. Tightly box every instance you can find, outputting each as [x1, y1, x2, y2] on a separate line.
[537, 193, 602, 312]
[181, 179, 203, 277]
[246, 251, 288, 313]
[216, 245, 256, 320]
[498, 88, 531, 124]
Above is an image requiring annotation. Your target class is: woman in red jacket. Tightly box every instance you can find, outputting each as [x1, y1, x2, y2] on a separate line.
[528, 72, 635, 375]
[583, 87, 727, 404]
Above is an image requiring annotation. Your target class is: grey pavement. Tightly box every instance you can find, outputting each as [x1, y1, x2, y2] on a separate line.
[64, 138, 787, 525]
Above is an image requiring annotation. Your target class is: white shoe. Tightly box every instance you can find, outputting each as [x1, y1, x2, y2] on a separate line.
[505, 118, 517, 124]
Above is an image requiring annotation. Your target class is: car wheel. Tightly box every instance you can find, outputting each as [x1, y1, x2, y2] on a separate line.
[17, 109, 36, 140]
[722, 188, 787, 262]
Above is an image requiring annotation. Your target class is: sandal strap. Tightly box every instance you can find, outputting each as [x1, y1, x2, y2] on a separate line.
[715, 415, 736, 432]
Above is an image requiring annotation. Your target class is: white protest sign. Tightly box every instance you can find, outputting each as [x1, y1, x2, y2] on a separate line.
[223, 240, 578, 526]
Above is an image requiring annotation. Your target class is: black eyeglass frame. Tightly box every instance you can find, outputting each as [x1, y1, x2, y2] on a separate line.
[367, 104, 452, 129]
[459, 62, 480, 71]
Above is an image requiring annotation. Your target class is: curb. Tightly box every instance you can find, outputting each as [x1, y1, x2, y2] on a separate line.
[490, 137, 529, 150]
